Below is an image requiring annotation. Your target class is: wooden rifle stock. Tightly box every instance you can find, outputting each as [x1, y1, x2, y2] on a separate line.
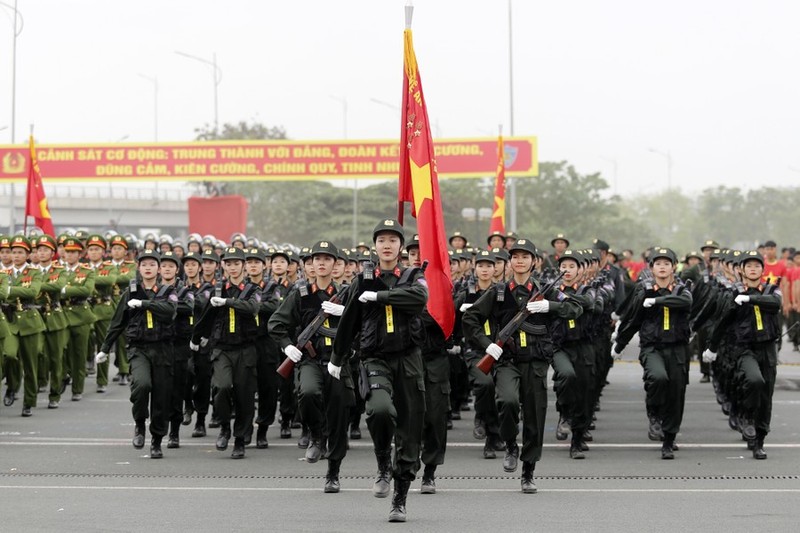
[477, 271, 565, 375]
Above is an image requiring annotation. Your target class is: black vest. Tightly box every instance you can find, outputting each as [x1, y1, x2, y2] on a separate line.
[124, 284, 175, 345]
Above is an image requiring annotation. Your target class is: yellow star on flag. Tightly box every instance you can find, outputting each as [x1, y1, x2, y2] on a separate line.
[410, 160, 433, 215]
[492, 195, 505, 221]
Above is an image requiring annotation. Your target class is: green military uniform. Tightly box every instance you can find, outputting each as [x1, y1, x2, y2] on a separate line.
[61, 238, 97, 399]
[331, 219, 428, 522]
[462, 238, 583, 491]
[85, 235, 119, 391]
[0, 272, 13, 390]
[34, 237, 69, 407]
[6, 236, 46, 415]
[110, 247, 137, 383]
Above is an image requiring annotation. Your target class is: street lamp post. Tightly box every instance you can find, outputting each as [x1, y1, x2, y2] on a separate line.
[2, 0, 23, 233]
[175, 51, 221, 134]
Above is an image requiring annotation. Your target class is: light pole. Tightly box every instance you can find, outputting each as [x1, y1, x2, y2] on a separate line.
[599, 156, 618, 195]
[507, 0, 517, 233]
[369, 97, 401, 115]
[175, 50, 221, 134]
[137, 74, 159, 141]
[330, 95, 358, 246]
[2, 0, 22, 233]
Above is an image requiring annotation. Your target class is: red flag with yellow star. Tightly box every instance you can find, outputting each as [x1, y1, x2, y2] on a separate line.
[489, 132, 506, 235]
[396, 12, 454, 337]
[24, 135, 56, 236]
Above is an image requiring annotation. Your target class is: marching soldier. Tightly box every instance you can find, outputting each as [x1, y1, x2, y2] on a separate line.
[109, 234, 137, 385]
[96, 249, 178, 459]
[462, 238, 583, 492]
[329, 219, 428, 522]
[191, 247, 260, 459]
[269, 240, 355, 493]
[614, 248, 692, 459]
[268, 248, 298, 439]
[61, 238, 97, 401]
[35, 235, 69, 409]
[6, 236, 46, 416]
[85, 234, 118, 393]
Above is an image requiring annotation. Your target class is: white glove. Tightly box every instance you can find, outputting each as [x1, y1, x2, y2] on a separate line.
[189, 341, 200, 352]
[459, 303, 473, 313]
[486, 343, 503, 360]
[447, 345, 462, 355]
[643, 298, 656, 308]
[321, 301, 344, 316]
[702, 349, 717, 363]
[327, 362, 342, 380]
[127, 298, 142, 309]
[526, 300, 550, 314]
[610, 323, 620, 343]
[61, 287, 67, 295]
[283, 345, 303, 363]
[611, 312, 621, 321]
[200, 337, 209, 347]
[734, 295, 750, 306]
[210, 296, 227, 307]
[95, 351, 108, 364]
[358, 291, 378, 303]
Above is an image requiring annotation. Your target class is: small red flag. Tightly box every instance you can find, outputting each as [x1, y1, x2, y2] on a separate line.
[489, 132, 506, 235]
[396, 14, 455, 338]
[25, 135, 56, 237]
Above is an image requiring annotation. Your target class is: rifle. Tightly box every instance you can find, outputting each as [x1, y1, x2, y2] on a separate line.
[276, 283, 352, 379]
[477, 270, 566, 375]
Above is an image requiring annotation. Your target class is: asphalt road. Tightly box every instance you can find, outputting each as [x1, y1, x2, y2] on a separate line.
[2, 343, 800, 532]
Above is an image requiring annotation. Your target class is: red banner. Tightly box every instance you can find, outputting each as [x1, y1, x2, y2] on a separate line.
[0, 138, 536, 182]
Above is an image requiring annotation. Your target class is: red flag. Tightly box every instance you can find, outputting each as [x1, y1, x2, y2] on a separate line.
[489, 132, 506, 235]
[396, 17, 455, 338]
[25, 135, 56, 236]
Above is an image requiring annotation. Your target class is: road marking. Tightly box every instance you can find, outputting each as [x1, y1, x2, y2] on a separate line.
[2, 438, 800, 449]
[0, 485, 799, 493]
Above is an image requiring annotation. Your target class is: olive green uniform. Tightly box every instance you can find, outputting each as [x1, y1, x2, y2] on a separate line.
[7, 266, 46, 410]
[62, 265, 97, 396]
[91, 261, 119, 388]
[36, 264, 69, 404]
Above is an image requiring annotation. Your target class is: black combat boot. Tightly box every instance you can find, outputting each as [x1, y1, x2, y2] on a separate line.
[503, 440, 519, 472]
[388, 479, 410, 522]
[216, 423, 231, 451]
[324, 459, 341, 493]
[132, 420, 146, 449]
[256, 425, 269, 449]
[420, 464, 436, 494]
[661, 432, 675, 460]
[182, 406, 193, 425]
[150, 435, 163, 459]
[372, 449, 392, 498]
[570, 434, 585, 459]
[753, 430, 767, 460]
[167, 419, 180, 449]
[521, 461, 537, 493]
[192, 413, 207, 438]
[231, 437, 245, 459]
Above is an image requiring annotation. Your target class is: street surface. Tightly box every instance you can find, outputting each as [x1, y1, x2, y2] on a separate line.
[2, 342, 799, 532]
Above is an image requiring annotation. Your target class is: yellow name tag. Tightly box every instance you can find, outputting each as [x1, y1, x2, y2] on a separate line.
[385, 305, 394, 333]
[663, 307, 670, 331]
[323, 319, 332, 346]
[146, 310, 153, 329]
[189, 316, 194, 325]
[255, 314, 260, 327]
[484, 320, 491, 336]
[229, 308, 236, 333]
[754, 305, 763, 331]
[520, 331, 527, 348]
[568, 319, 575, 329]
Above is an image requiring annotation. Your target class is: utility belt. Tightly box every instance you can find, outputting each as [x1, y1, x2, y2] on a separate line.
[67, 298, 89, 306]
[93, 296, 113, 305]
[18, 303, 41, 311]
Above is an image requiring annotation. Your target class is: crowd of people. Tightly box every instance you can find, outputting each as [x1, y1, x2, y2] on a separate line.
[0, 223, 791, 522]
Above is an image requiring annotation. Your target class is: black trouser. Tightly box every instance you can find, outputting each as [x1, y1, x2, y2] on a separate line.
[296, 358, 355, 461]
[495, 358, 549, 463]
[639, 344, 689, 435]
[422, 351, 449, 467]
[191, 350, 212, 417]
[129, 343, 174, 437]
[464, 351, 499, 434]
[448, 351, 469, 412]
[277, 351, 296, 424]
[364, 349, 426, 482]
[211, 344, 257, 439]
[552, 341, 594, 435]
[255, 338, 280, 427]
[735, 343, 777, 435]
[348, 355, 365, 427]
[171, 341, 191, 426]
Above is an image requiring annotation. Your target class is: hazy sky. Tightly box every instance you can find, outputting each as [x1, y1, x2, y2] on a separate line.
[2, 0, 799, 195]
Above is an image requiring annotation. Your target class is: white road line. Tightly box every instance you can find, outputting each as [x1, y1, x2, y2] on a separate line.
[0, 485, 799, 493]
